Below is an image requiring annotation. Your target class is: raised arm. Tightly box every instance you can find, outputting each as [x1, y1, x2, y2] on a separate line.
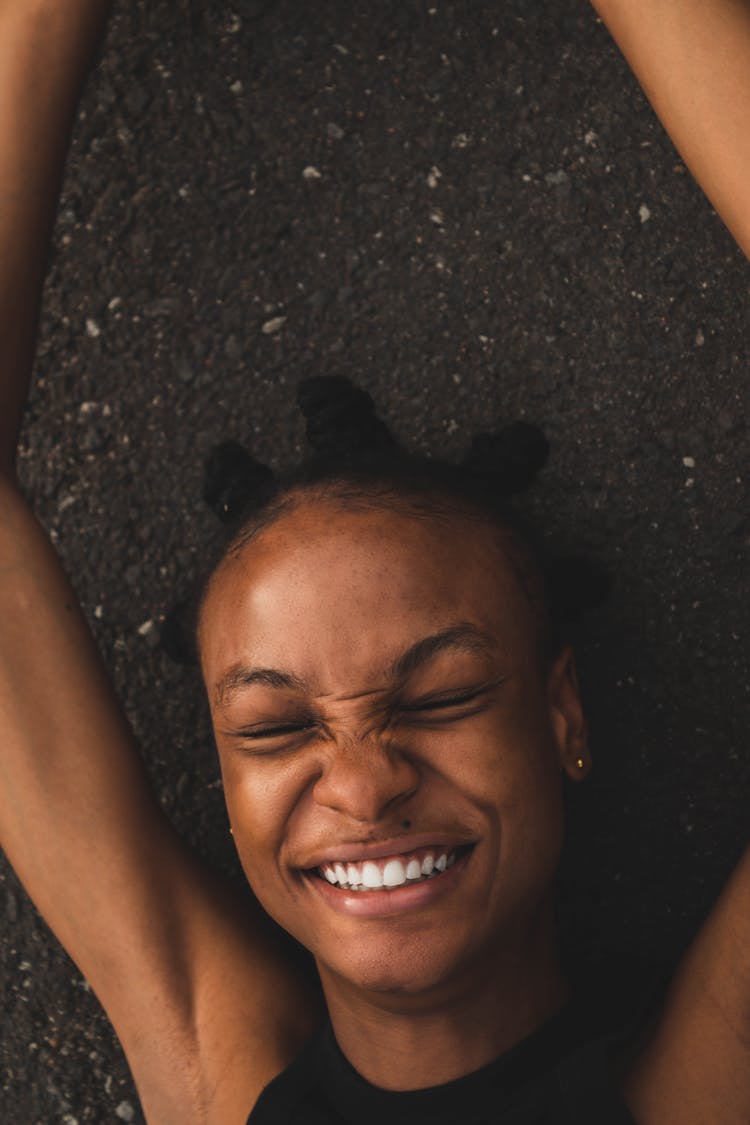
[0, 5, 318, 1122]
[591, 0, 750, 260]
[0, 0, 112, 471]
[586, 4, 750, 1117]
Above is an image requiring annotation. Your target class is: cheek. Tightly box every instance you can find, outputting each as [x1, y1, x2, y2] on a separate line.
[442, 690, 564, 874]
[221, 757, 302, 883]
[441, 682, 558, 796]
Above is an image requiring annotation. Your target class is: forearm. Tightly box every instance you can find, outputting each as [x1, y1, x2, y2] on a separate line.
[0, 0, 113, 476]
[591, 0, 750, 259]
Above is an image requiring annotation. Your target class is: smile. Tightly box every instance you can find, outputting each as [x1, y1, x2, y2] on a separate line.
[314, 845, 470, 892]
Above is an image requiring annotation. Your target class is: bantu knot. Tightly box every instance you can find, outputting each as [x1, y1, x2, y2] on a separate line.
[203, 440, 277, 524]
[463, 422, 550, 496]
[296, 375, 398, 459]
[547, 555, 611, 623]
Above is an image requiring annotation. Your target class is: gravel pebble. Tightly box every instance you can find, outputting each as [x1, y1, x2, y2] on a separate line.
[261, 316, 287, 334]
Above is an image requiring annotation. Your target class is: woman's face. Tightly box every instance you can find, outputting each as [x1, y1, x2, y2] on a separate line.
[199, 497, 588, 999]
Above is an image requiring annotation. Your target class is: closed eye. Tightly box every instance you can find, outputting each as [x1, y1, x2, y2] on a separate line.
[407, 689, 485, 712]
[230, 721, 315, 741]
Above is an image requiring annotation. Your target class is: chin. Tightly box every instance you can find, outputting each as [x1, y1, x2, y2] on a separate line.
[318, 925, 474, 998]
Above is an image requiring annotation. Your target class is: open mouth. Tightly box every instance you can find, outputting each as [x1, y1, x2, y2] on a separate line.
[309, 844, 474, 893]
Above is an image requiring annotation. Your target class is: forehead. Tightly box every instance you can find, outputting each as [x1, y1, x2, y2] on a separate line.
[199, 498, 538, 697]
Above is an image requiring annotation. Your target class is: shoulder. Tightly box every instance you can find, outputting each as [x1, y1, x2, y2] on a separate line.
[615, 851, 750, 1123]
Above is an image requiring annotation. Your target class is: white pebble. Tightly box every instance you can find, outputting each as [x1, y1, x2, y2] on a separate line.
[695, 328, 705, 346]
[427, 165, 442, 188]
[262, 316, 287, 335]
[86, 318, 101, 338]
[115, 1103, 135, 1123]
[682, 456, 695, 468]
[108, 296, 122, 311]
[302, 165, 322, 180]
[639, 203, 651, 224]
[230, 80, 243, 95]
[137, 619, 155, 637]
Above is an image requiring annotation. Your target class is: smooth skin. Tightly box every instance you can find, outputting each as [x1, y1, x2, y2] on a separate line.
[0, 2, 749, 1123]
[591, 0, 750, 261]
[200, 500, 585, 1091]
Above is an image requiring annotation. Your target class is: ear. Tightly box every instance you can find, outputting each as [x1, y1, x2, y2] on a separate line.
[546, 646, 590, 782]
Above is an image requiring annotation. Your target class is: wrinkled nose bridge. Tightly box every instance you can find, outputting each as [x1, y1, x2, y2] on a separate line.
[313, 726, 419, 820]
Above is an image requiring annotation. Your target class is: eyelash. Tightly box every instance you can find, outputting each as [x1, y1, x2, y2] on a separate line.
[235, 690, 484, 741]
[238, 722, 314, 741]
[405, 690, 482, 713]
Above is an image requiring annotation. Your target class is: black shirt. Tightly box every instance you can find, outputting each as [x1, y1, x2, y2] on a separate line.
[247, 958, 670, 1125]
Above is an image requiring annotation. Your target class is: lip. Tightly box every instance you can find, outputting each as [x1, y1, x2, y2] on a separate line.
[303, 845, 474, 918]
[298, 833, 476, 870]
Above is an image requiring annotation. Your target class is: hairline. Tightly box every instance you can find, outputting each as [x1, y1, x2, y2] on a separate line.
[197, 480, 557, 671]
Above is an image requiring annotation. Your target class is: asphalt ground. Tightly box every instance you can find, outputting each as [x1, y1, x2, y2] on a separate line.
[1, 1, 749, 1121]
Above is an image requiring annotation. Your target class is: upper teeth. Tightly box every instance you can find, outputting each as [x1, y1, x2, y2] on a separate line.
[319, 849, 456, 891]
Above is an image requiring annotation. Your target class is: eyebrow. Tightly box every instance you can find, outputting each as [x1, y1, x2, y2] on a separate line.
[214, 622, 498, 708]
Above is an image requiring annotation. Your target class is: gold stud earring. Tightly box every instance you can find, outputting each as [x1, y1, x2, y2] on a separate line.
[575, 757, 585, 770]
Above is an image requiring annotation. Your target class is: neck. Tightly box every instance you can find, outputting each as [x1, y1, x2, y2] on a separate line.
[318, 910, 569, 1092]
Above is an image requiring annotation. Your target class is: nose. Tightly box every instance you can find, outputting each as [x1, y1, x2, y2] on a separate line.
[312, 735, 420, 824]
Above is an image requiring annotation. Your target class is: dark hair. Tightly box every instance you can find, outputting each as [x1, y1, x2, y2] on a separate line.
[159, 376, 609, 668]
